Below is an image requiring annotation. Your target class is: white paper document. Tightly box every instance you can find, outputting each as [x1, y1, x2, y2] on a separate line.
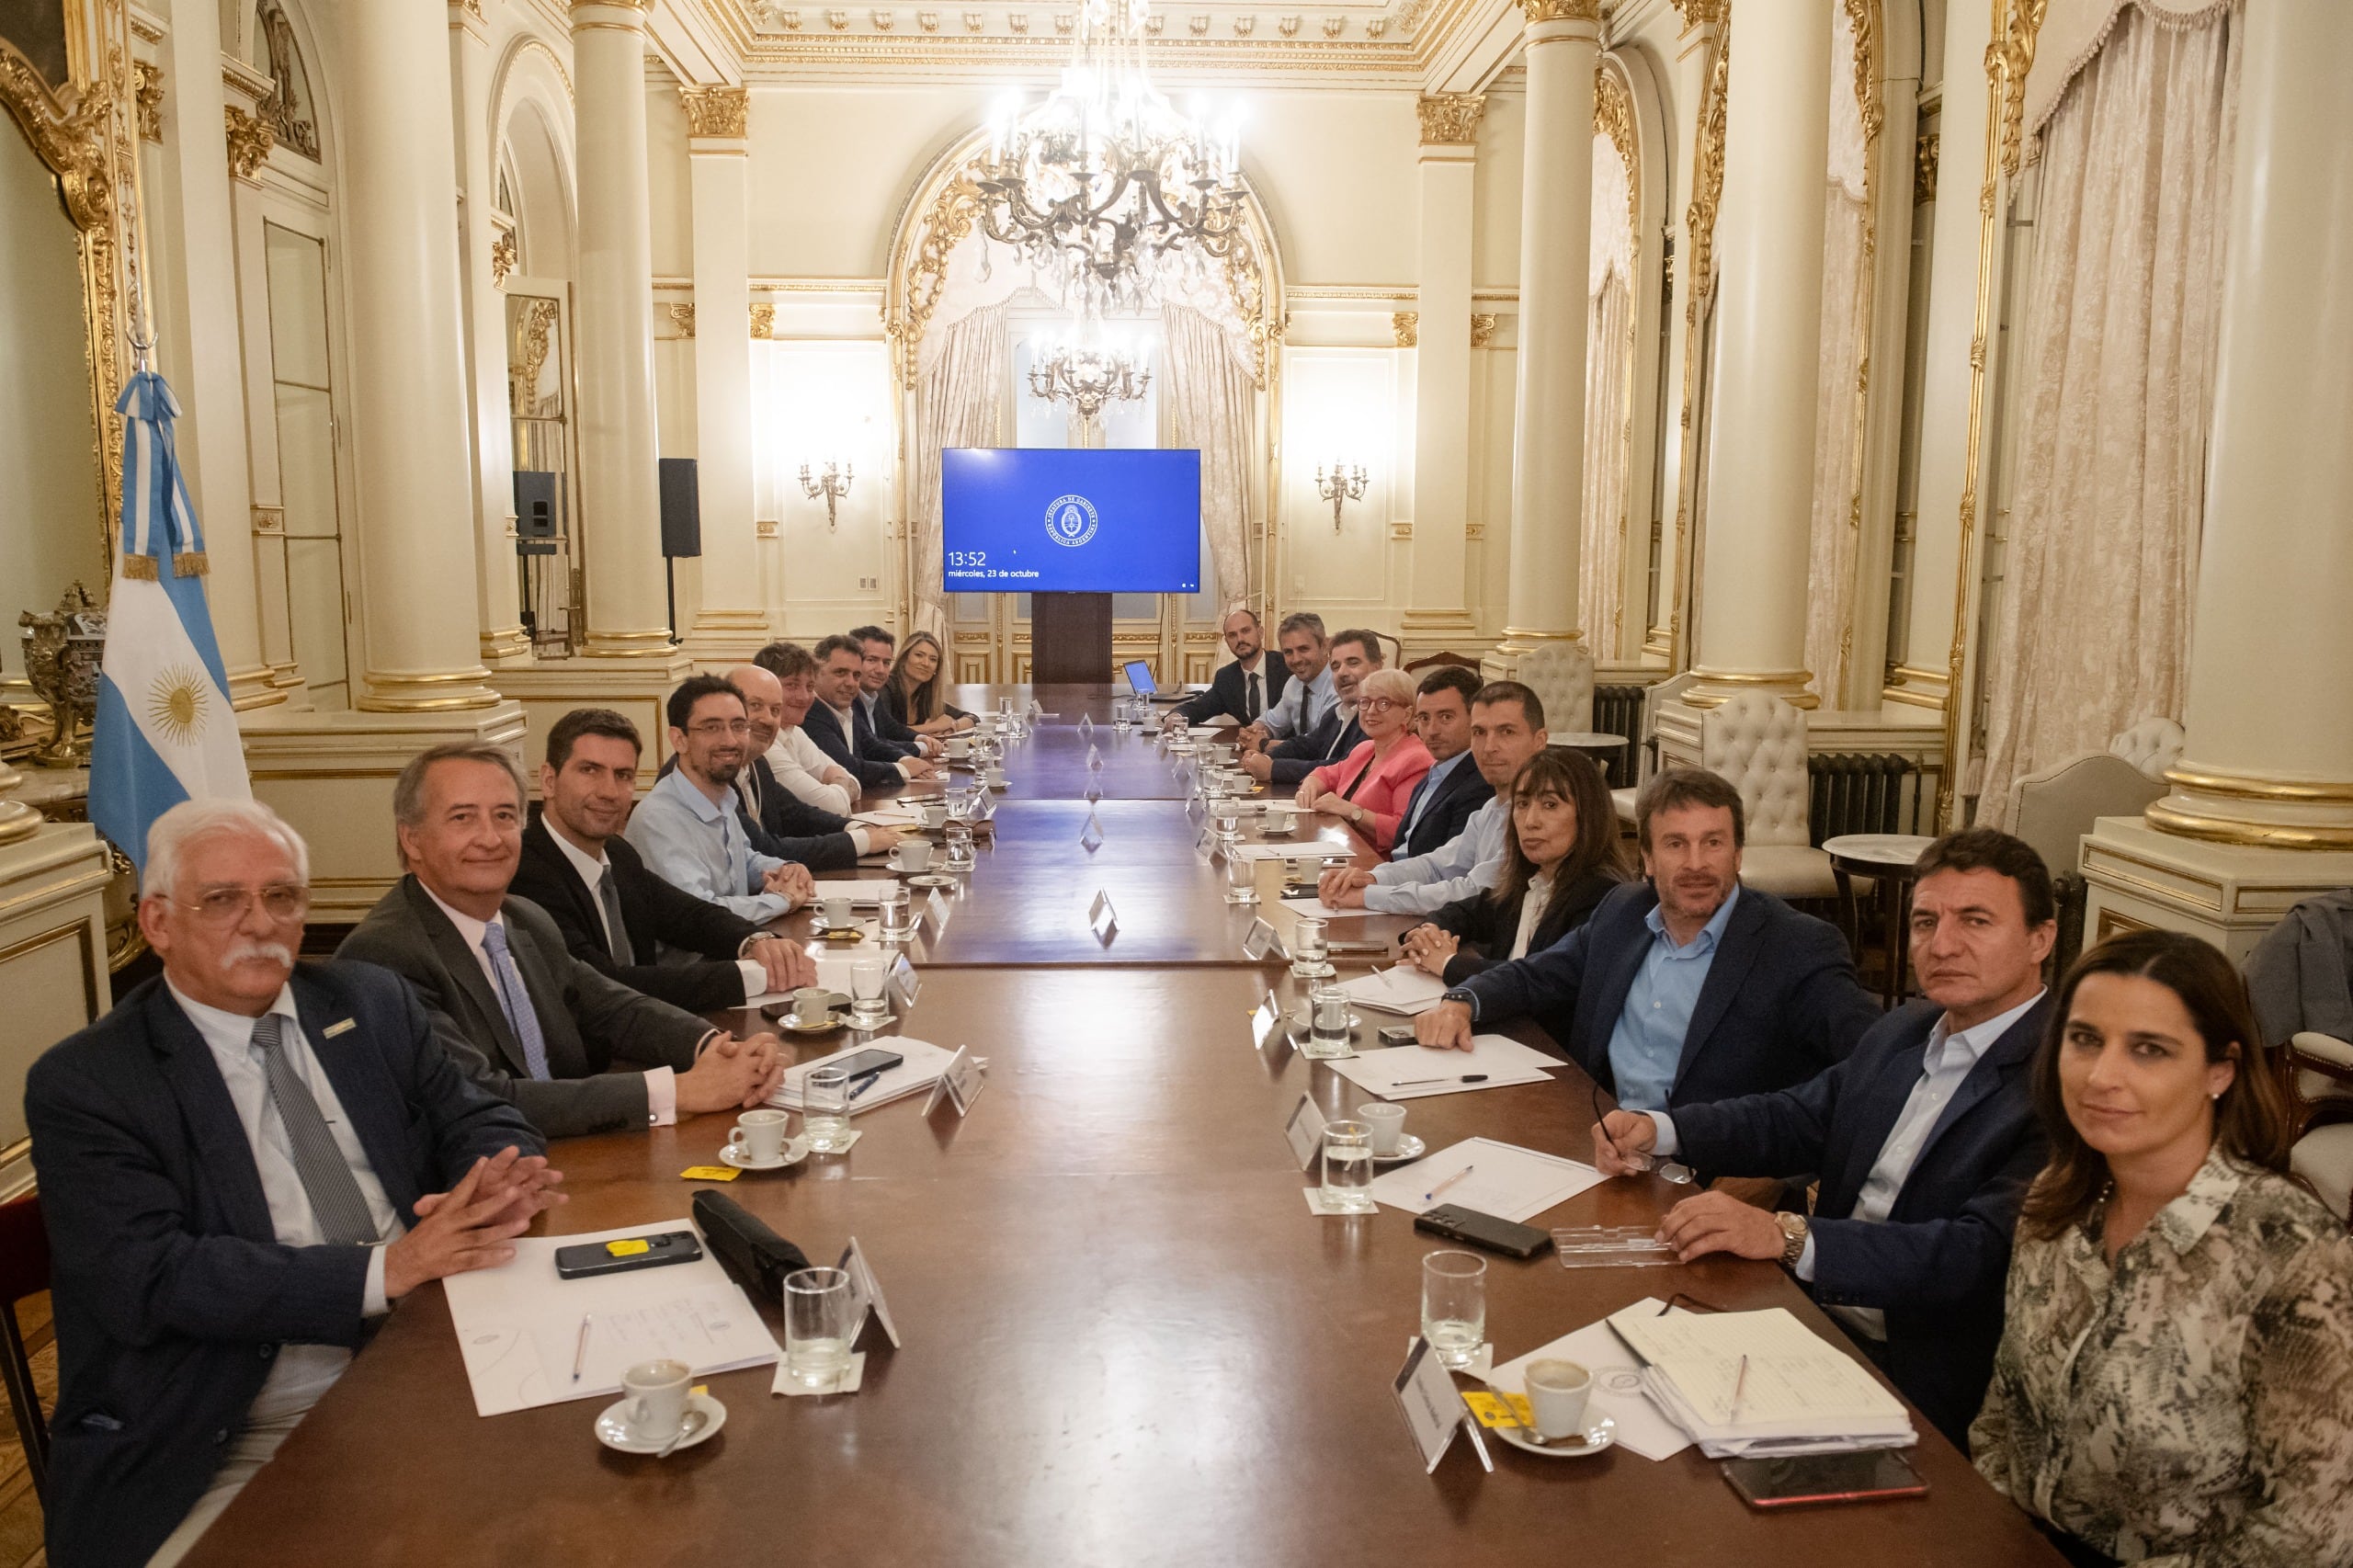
[444, 1221, 780, 1417]
[1232, 840, 1356, 863]
[1605, 1303, 1915, 1457]
[806, 878, 906, 906]
[770, 1035, 958, 1113]
[1279, 894, 1371, 922]
[1486, 1301, 1697, 1461]
[1337, 966, 1449, 1015]
[1363, 1136, 1603, 1221]
[1324, 1034, 1562, 1101]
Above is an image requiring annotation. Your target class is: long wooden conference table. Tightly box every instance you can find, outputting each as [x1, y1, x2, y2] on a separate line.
[187, 685, 2063, 1566]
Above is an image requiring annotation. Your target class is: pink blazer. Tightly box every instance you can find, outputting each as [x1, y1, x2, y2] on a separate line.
[1308, 736, 1434, 854]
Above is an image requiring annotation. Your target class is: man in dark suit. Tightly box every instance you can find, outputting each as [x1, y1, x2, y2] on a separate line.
[511, 707, 814, 1014]
[850, 626, 943, 759]
[803, 633, 938, 791]
[1247, 627, 1385, 790]
[27, 799, 560, 1567]
[339, 742, 784, 1139]
[1595, 828, 2058, 1445]
[1170, 608, 1289, 727]
[1417, 767, 1880, 1108]
[1392, 665, 1493, 860]
[724, 663, 895, 867]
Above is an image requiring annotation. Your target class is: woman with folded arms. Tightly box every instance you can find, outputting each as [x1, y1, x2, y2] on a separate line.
[1970, 930, 2353, 1568]
[1295, 667, 1430, 854]
[884, 631, 973, 737]
[1398, 747, 1625, 985]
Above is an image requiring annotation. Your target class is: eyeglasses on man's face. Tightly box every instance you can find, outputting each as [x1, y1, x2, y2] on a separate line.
[178, 883, 310, 926]
[687, 719, 752, 739]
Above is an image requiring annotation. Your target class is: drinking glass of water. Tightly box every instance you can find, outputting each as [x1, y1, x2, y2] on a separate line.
[945, 821, 976, 870]
[1222, 847, 1258, 905]
[1290, 917, 1334, 980]
[879, 884, 916, 942]
[1302, 981, 1352, 1059]
[1421, 1251, 1487, 1369]
[849, 959, 889, 1024]
[802, 1065, 852, 1152]
[1320, 1120, 1376, 1213]
[782, 1267, 856, 1390]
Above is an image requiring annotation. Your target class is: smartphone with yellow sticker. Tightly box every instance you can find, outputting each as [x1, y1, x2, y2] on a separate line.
[553, 1231, 703, 1280]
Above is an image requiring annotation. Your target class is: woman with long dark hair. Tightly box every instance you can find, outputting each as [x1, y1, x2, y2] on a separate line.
[1970, 929, 2353, 1566]
[1399, 747, 1626, 984]
[882, 631, 973, 736]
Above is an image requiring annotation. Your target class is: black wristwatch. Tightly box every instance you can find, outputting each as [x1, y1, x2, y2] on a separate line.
[1440, 987, 1479, 1020]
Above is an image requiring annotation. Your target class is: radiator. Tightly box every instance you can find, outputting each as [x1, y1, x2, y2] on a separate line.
[1592, 684, 1645, 790]
[1807, 753, 1923, 846]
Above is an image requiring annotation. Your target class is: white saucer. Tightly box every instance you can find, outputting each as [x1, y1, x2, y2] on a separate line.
[1370, 1134, 1427, 1165]
[1490, 1413, 1615, 1460]
[595, 1392, 727, 1456]
[904, 873, 957, 889]
[719, 1137, 809, 1171]
[808, 915, 867, 935]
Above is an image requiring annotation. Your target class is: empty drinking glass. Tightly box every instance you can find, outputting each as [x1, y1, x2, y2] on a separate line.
[782, 1267, 856, 1390]
[1421, 1251, 1487, 1369]
[802, 1065, 852, 1152]
[1320, 1120, 1376, 1213]
[850, 958, 889, 1023]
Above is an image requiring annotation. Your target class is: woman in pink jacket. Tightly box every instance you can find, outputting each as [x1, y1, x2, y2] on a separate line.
[1296, 666, 1432, 853]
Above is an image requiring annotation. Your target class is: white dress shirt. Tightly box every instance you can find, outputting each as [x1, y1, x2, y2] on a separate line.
[767, 726, 857, 816]
[1508, 871, 1552, 960]
[547, 824, 767, 1000]
[165, 980, 400, 1423]
[1363, 796, 1507, 915]
[421, 883, 679, 1125]
[1648, 987, 2047, 1340]
[827, 699, 918, 779]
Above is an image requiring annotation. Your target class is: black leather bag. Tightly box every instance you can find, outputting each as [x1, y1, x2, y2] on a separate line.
[691, 1190, 813, 1308]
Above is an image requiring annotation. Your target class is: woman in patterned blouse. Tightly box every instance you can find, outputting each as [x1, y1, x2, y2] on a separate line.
[1971, 930, 2353, 1568]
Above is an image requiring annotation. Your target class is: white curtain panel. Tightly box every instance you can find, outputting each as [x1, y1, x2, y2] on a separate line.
[911, 301, 1010, 637]
[1975, 1, 2239, 825]
[1159, 301, 1256, 609]
[1802, 3, 1872, 705]
[1580, 131, 1635, 654]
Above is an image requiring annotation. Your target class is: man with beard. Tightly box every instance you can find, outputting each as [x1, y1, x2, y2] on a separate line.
[1416, 767, 1879, 1111]
[624, 675, 817, 924]
[1167, 608, 1288, 728]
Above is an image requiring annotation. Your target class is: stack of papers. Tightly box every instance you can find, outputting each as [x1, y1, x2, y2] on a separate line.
[1337, 966, 1449, 1015]
[1232, 840, 1356, 863]
[1486, 1300, 1699, 1461]
[771, 1036, 958, 1114]
[1604, 1303, 1915, 1457]
[444, 1221, 780, 1416]
[1363, 1136, 1603, 1221]
[1327, 1034, 1562, 1100]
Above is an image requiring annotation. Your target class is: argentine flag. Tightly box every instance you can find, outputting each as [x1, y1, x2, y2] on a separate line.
[89, 370, 250, 875]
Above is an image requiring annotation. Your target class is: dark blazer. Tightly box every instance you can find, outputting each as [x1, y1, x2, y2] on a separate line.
[857, 691, 918, 756]
[1431, 869, 1619, 985]
[510, 818, 759, 1012]
[1174, 655, 1289, 726]
[1268, 710, 1363, 789]
[881, 681, 972, 730]
[337, 876, 710, 1139]
[651, 755, 860, 870]
[1461, 881, 1880, 1108]
[1393, 756, 1495, 861]
[803, 700, 909, 791]
[1668, 994, 2053, 1446]
[26, 963, 540, 1568]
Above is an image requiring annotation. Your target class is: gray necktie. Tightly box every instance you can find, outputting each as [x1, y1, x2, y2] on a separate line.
[251, 1014, 380, 1247]
[597, 863, 635, 965]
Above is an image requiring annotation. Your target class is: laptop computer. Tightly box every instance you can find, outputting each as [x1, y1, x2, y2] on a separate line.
[1122, 659, 1160, 697]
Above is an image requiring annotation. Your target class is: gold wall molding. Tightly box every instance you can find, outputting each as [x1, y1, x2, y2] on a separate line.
[132, 59, 160, 142]
[1470, 312, 1497, 347]
[251, 504, 284, 533]
[490, 227, 517, 288]
[1392, 311, 1418, 347]
[2161, 767, 2353, 804]
[222, 102, 273, 181]
[1665, 28, 1728, 674]
[664, 301, 697, 337]
[1915, 131, 1939, 204]
[1995, 0, 2050, 176]
[1415, 91, 1484, 145]
[679, 84, 749, 138]
[749, 301, 776, 338]
[1669, 0, 1727, 30]
[2142, 801, 2353, 853]
[1521, 0, 1602, 21]
[1595, 58, 1635, 234]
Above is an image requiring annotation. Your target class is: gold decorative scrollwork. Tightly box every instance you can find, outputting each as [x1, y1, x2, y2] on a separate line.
[1668, 0, 1726, 30]
[1993, 0, 2049, 177]
[222, 102, 274, 181]
[490, 226, 517, 288]
[1415, 92, 1483, 145]
[749, 301, 777, 338]
[679, 85, 749, 139]
[132, 59, 159, 141]
[1470, 312, 1497, 347]
[1915, 131, 1939, 204]
[1594, 61, 1636, 236]
[1392, 311, 1418, 348]
[509, 297, 562, 415]
[1521, 0, 1601, 21]
[665, 301, 697, 337]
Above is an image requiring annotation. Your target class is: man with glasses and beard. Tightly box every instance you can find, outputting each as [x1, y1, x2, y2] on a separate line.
[624, 675, 816, 924]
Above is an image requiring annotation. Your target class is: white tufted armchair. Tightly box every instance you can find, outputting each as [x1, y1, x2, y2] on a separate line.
[1699, 693, 1840, 900]
[1512, 642, 1595, 742]
[2286, 1032, 2353, 1227]
[2107, 715, 2187, 782]
[1613, 671, 1698, 828]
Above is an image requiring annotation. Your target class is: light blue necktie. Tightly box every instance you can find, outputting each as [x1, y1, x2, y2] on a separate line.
[477, 920, 553, 1081]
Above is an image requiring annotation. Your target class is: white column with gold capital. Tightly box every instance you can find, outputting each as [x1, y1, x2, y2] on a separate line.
[680, 86, 776, 665]
[571, 0, 676, 662]
[1402, 94, 1483, 654]
[1496, 0, 1600, 665]
[1683, 0, 1835, 709]
[333, 0, 500, 710]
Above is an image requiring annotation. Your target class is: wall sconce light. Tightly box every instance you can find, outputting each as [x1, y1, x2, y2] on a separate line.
[1315, 461, 1368, 533]
[800, 460, 854, 531]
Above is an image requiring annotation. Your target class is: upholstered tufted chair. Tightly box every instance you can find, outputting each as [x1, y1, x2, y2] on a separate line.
[1513, 642, 1595, 743]
[1613, 670, 1698, 827]
[2107, 715, 2186, 782]
[2286, 1032, 2353, 1228]
[1699, 693, 1839, 899]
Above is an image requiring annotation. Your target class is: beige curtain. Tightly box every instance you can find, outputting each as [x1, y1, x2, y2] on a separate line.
[1803, 3, 1872, 706]
[1976, 2, 2239, 824]
[1579, 131, 1635, 654]
[911, 301, 1009, 637]
[1159, 302, 1256, 608]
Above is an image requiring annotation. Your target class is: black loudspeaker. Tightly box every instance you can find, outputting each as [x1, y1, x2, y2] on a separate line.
[514, 470, 560, 538]
[658, 457, 701, 559]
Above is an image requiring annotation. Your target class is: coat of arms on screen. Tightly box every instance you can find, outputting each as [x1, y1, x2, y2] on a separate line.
[1044, 494, 1099, 548]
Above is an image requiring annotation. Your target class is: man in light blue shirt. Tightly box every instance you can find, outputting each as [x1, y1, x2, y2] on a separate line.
[1319, 681, 1550, 915]
[1236, 612, 1332, 746]
[625, 676, 813, 926]
[1606, 884, 1742, 1109]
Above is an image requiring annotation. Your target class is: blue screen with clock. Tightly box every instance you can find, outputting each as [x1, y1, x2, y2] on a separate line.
[941, 448, 1201, 593]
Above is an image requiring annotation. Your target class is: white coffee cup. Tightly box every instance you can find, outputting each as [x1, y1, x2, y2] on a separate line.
[1262, 806, 1294, 834]
[821, 895, 853, 928]
[918, 801, 949, 829]
[790, 985, 833, 1027]
[728, 1107, 791, 1163]
[1523, 1358, 1593, 1440]
[622, 1358, 692, 1443]
[1358, 1102, 1406, 1156]
[944, 736, 971, 757]
[892, 840, 934, 873]
[983, 767, 1009, 788]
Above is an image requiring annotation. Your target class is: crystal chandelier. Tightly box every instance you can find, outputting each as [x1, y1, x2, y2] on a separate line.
[975, 0, 1246, 316]
[1027, 329, 1152, 429]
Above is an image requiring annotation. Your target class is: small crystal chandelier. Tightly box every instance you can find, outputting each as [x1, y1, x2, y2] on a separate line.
[975, 0, 1246, 316]
[1028, 326, 1151, 432]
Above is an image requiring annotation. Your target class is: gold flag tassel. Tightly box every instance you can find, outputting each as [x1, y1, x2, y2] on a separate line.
[123, 554, 159, 581]
[172, 550, 210, 576]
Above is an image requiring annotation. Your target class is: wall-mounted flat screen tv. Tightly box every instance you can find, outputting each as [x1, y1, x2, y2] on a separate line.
[941, 448, 1200, 593]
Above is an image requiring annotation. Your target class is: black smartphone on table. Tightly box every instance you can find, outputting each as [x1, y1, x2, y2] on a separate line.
[553, 1230, 703, 1280]
[1722, 1449, 1928, 1509]
[1413, 1203, 1553, 1260]
[835, 1048, 905, 1078]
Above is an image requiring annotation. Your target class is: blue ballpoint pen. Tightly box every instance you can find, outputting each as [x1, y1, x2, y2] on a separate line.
[847, 1069, 886, 1102]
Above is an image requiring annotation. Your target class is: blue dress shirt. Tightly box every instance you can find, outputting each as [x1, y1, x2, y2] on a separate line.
[1605, 885, 1742, 1111]
[623, 767, 795, 925]
[1364, 796, 1506, 915]
[1259, 665, 1335, 741]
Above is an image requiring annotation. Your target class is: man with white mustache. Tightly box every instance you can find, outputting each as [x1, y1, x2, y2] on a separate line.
[28, 799, 560, 1566]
